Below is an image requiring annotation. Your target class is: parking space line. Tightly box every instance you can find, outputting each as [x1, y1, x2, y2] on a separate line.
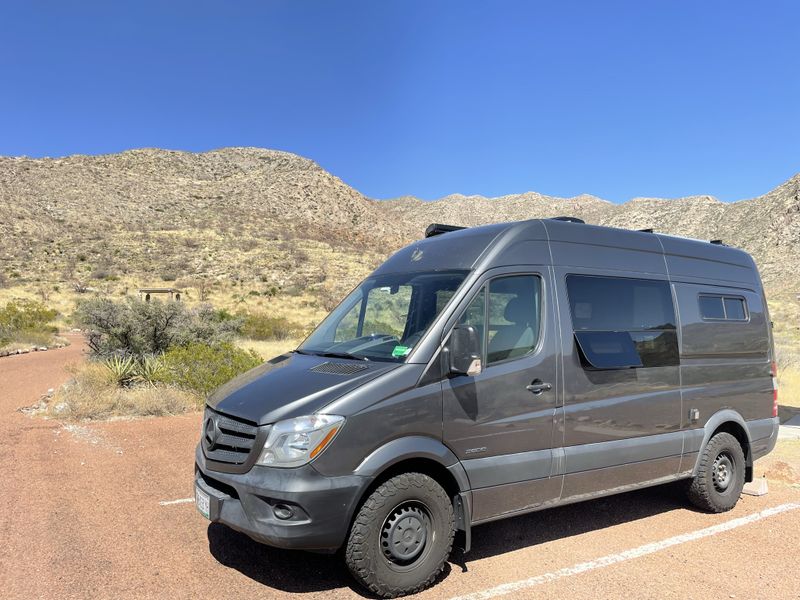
[159, 497, 194, 506]
[450, 503, 800, 600]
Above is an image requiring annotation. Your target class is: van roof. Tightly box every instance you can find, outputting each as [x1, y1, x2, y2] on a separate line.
[374, 219, 761, 290]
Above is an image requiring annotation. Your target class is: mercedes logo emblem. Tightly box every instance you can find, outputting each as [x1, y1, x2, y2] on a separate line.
[204, 417, 220, 450]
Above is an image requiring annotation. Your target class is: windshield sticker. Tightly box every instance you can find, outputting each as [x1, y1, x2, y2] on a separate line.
[392, 345, 411, 358]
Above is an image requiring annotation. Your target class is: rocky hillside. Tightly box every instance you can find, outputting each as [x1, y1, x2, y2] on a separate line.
[0, 147, 798, 300]
[384, 177, 800, 290]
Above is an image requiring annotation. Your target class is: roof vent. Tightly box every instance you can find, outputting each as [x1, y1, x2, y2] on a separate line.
[710, 239, 727, 246]
[550, 216, 585, 224]
[425, 223, 466, 238]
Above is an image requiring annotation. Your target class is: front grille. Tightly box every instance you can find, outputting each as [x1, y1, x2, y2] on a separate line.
[202, 408, 259, 465]
[310, 361, 368, 375]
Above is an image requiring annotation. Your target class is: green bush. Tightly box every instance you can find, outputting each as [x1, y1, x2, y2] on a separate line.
[0, 299, 58, 346]
[159, 342, 262, 398]
[239, 311, 302, 341]
[75, 297, 242, 357]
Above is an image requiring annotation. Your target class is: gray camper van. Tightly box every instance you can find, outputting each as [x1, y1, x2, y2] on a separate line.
[195, 218, 779, 597]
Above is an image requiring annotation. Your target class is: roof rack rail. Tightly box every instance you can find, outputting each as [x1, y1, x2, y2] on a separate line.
[710, 239, 727, 246]
[550, 216, 585, 224]
[424, 223, 466, 238]
[638, 228, 654, 233]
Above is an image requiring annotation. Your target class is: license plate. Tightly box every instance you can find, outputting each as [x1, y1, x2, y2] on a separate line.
[195, 486, 210, 519]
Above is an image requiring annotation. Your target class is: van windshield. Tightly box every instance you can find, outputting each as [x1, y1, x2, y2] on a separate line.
[298, 270, 469, 362]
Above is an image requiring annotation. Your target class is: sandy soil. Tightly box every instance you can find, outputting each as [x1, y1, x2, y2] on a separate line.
[2, 339, 798, 599]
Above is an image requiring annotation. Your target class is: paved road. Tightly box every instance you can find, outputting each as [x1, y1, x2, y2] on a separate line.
[2, 341, 799, 599]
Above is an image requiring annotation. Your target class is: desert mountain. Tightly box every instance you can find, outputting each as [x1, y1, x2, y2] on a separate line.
[0, 147, 798, 299]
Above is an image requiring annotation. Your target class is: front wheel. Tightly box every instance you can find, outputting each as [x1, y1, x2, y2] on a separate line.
[345, 473, 454, 598]
[686, 432, 745, 513]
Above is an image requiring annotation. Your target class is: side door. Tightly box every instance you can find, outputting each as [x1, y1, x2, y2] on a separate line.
[555, 270, 683, 501]
[442, 268, 561, 522]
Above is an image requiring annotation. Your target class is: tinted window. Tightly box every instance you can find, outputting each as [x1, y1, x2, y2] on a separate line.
[699, 294, 748, 321]
[574, 331, 642, 369]
[699, 295, 725, 319]
[567, 276, 676, 331]
[724, 297, 746, 320]
[487, 275, 541, 363]
[567, 275, 678, 369]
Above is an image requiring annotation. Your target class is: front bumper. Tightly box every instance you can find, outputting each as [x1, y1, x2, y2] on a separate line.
[195, 444, 368, 552]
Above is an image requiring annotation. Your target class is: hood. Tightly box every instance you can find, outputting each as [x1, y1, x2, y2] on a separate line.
[207, 352, 401, 425]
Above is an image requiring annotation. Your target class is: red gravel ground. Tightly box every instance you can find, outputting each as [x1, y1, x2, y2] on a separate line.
[2, 338, 799, 599]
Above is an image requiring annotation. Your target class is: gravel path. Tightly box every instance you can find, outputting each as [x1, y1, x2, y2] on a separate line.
[2, 339, 798, 599]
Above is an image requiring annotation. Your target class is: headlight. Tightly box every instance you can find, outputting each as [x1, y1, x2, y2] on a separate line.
[257, 414, 345, 468]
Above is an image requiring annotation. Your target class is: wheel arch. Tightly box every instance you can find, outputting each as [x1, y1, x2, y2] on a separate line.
[353, 435, 470, 494]
[693, 410, 753, 482]
[351, 436, 472, 550]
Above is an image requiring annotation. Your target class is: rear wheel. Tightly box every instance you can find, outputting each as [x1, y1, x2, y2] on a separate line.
[345, 472, 454, 598]
[686, 432, 745, 513]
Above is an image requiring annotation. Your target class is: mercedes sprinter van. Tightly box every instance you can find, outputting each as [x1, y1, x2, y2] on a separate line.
[195, 218, 779, 597]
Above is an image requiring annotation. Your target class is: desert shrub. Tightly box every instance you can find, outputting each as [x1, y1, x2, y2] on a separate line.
[239, 311, 302, 341]
[158, 342, 262, 398]
[102, 354, 168, 387]
[137, 354, 167, 385]
[75, 297, 242, 357]
[103, 355, 138, 386]
[49, 362, 198, 420]
[0, 299, 58, 346]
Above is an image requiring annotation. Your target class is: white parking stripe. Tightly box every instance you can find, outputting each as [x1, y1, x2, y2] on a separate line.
[450, 503, 800, 600]
[159, 497, 194, 506]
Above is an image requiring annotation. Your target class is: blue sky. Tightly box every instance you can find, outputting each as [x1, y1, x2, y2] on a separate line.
[1, 1, 798, 202]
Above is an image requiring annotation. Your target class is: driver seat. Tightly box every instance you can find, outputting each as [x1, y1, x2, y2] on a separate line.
[487, 296, 535, 362]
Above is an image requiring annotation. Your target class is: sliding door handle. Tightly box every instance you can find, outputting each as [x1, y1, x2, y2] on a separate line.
[526, 380, 552, 395]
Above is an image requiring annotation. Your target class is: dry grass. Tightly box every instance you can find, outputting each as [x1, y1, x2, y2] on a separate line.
[47, 362, 200, 420]
[778, 366, 800, 409]
[0, 332, 68, 354]
[236, 337, 302, 360]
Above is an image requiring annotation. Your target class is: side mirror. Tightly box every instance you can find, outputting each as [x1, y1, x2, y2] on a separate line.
[449, 324, 482, 376]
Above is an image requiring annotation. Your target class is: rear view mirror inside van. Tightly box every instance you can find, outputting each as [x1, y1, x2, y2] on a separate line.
[449, 324, 482, 376]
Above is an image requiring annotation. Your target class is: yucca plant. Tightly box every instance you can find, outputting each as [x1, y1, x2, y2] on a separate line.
[103, 354, 138, 387]
[136, 354, 166, 386]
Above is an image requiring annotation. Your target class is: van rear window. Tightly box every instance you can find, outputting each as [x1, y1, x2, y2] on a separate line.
[699, 294, 748, 321]
[566, 275, 678, 369]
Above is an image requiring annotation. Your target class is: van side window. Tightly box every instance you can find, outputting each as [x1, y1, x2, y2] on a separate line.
[486, 275, 542, 363]
[566, 275, 679, 369]
[699, 294, 747, 321]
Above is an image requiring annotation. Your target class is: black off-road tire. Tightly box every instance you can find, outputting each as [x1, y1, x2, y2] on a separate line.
[686, 432, 746, 513]
[345, 472, 454, 598]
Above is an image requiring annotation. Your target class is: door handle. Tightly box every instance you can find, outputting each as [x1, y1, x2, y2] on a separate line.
[526, 380, 552, 395]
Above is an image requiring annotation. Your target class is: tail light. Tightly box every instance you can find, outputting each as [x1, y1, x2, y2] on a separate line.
[771, 361, 778, 418]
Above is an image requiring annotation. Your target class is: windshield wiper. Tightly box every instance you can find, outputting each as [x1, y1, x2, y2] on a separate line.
[319, 351, 369, 361]
[294, 348, 369, 361]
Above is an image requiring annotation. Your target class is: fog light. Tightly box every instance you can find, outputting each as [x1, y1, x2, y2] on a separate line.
[274, 503, 295, 520]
